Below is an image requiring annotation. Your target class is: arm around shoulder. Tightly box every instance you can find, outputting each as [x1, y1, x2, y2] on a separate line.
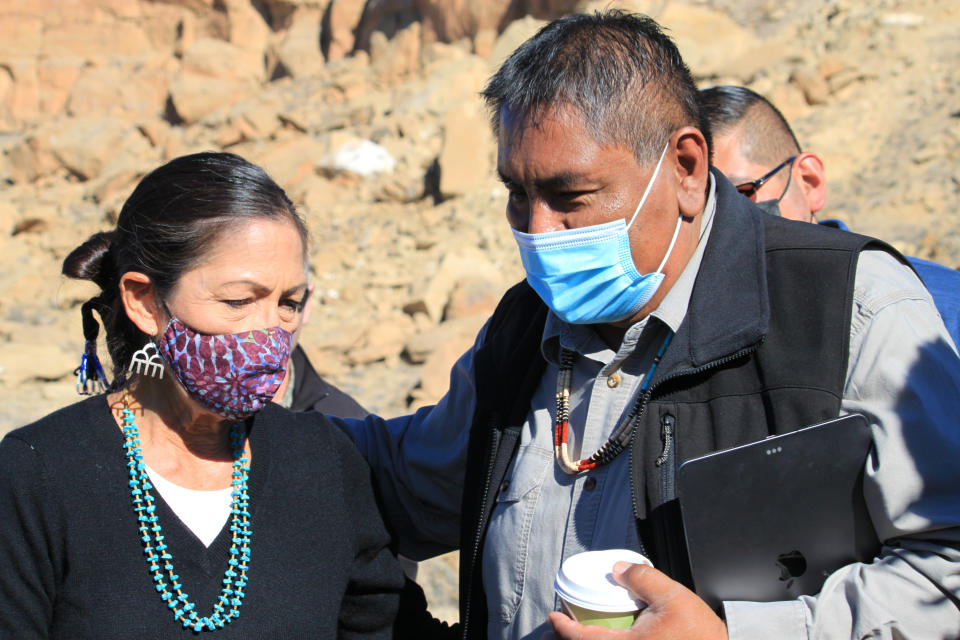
[324, 321, 490, 559]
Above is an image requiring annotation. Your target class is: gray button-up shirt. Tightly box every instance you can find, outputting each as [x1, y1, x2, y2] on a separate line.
[335, 176, 960, 639]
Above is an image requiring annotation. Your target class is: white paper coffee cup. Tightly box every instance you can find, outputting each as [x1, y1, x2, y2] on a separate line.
[554, 549, 652, 629]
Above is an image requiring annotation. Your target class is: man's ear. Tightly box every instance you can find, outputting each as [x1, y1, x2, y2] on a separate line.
[119, 272, 164, 337]
[672, 126, 710, 218]
[795, 152, 826, 214]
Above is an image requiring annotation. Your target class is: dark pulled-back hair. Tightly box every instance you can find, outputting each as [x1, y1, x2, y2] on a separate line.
[481, 10, 709, 163]
[62, 152, 307, 385]
[699, 85, 802, 166]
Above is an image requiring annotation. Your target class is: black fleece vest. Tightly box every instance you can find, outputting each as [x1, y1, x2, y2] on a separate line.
[635, 219, 875, 587]
[454, 194, 905, 639]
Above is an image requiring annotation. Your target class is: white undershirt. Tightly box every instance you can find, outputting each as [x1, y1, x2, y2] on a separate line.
[144, 464, 232, 547]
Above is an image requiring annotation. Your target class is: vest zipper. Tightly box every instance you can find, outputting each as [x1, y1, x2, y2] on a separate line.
[629, 340, 763, 580]
[630, 340, 763, 523]
[462, 423, 501, 639]
[656, 413, 677, 507]
[655, 413, 674, 467]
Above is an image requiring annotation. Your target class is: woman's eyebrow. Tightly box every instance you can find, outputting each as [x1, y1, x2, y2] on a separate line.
[282, 283, 308, 297]
[217, 281, 307, 296]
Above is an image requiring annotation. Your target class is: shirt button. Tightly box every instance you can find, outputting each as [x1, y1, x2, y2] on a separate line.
[607, 373, 621, 388]
[584, 476, 597, 491]
[499, 479, 510, 494]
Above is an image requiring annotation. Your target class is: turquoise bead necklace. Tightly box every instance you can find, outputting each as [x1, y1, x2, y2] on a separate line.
[121, 390, 252, 632]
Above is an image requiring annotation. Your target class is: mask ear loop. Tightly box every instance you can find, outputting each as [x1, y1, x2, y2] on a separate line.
[655, 210, 684, 274]
[777, 164, 793, 212]
[623, 140, 682, 275]
[626, 141, 672, 230]
[157, 300, 178, 336]
[775, 164, 793, 205]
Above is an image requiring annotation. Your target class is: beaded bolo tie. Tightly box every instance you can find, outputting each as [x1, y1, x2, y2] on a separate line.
[553, 332, 673, 475]
[120, 389, 252, 632]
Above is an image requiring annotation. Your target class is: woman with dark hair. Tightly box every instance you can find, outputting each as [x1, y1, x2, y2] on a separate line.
[0, 152, 403, 638]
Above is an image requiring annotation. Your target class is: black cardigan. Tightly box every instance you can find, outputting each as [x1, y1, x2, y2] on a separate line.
[0, 397, 403, 639]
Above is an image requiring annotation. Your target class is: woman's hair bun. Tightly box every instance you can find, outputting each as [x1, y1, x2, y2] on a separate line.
[62, 230, 118, 290]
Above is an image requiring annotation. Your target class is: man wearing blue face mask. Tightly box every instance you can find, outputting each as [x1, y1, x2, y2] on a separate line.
[699, 84, 960, 350]
[328, 11, 960, 640]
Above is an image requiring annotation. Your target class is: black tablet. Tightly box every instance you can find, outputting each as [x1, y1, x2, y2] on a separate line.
[677, 413, 880, 611]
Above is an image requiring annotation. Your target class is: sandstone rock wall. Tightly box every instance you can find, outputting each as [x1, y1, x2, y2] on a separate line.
[2, 0, 958, 445]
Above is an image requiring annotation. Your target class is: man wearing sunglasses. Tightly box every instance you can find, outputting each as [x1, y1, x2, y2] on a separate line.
[700, 85, 960, 348]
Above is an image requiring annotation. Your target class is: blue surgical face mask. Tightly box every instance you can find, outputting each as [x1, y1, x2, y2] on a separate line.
[512, 142, 680, 325]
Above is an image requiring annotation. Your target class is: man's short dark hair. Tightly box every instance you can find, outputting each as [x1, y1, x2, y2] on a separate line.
[482, 10, 708, 164]
[699, 85, 801, 167]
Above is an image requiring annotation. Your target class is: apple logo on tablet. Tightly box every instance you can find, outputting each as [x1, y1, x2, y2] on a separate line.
[775, 550, 807, 587]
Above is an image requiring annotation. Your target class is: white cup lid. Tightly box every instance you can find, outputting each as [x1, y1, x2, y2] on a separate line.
[554, 549, 651, 612]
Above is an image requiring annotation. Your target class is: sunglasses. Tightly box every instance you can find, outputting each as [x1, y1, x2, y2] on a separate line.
[735, 156, 797, 199]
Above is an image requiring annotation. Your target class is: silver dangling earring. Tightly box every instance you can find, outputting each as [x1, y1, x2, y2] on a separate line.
[128, 343, 165, 380]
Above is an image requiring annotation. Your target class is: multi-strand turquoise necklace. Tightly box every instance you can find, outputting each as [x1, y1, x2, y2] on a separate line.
[121, 391, 252, 632]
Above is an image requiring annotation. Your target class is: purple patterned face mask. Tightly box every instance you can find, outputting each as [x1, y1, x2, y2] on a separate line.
[155, 317, 293, 421]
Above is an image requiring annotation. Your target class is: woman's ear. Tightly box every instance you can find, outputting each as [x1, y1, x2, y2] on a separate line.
[673, 126, 710, 218]
[119, 272, 164, 336]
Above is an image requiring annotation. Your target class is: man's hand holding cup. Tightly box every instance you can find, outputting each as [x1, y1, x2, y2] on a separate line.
[549, 552, 728, 640]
